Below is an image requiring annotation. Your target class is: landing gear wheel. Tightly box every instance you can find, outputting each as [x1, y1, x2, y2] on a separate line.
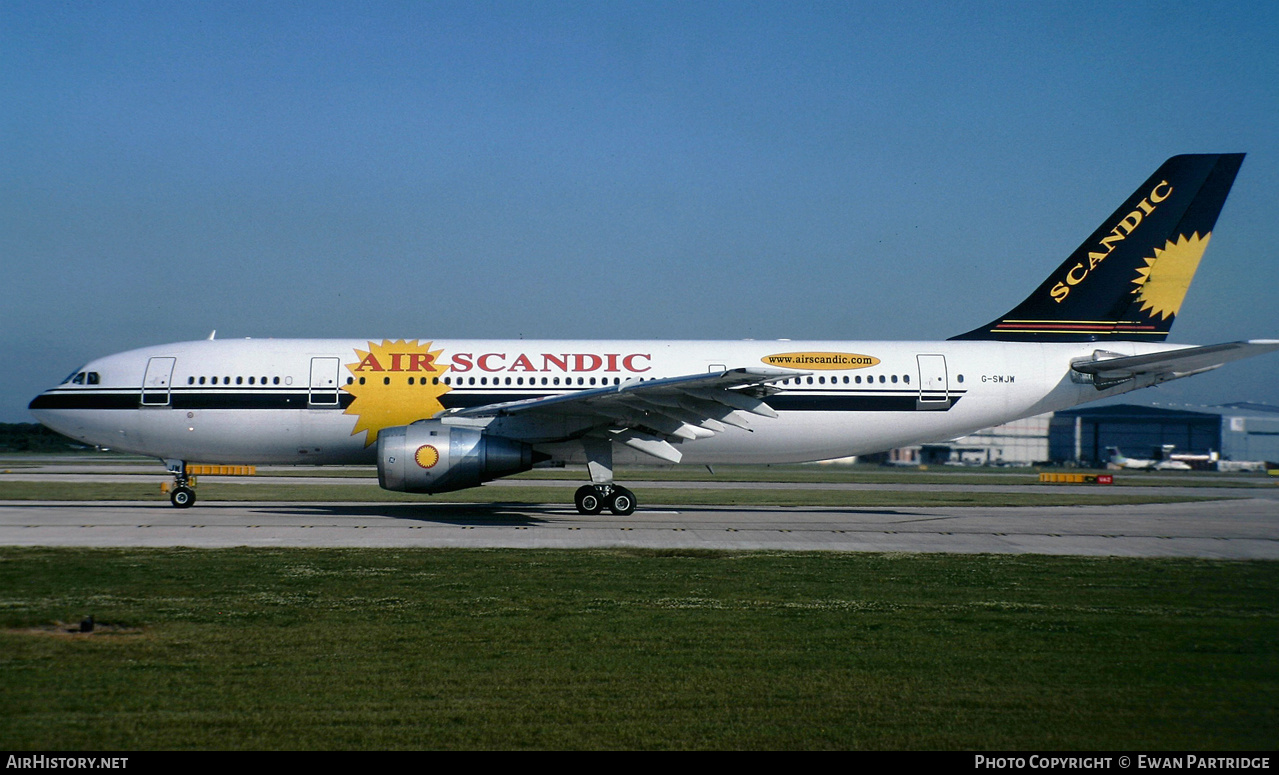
[608, 486, 636, 516]
[574, 485, 604, 515]
[170, 486, 196, 509]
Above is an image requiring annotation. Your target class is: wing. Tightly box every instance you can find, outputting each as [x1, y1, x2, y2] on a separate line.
[438, 367, 802, 463]
[1072, 340, 1279, 385]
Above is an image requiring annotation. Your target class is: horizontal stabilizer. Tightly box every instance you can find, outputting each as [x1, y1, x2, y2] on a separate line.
[1071, 340, 1279, 380]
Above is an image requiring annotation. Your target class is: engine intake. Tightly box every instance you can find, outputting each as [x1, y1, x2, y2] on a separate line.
[377, 421, 540, 494]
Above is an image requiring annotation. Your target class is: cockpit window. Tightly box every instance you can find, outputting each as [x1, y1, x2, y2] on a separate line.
[59, 368, 100, 386]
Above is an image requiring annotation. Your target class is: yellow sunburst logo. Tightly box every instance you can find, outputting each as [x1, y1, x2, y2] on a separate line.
[1131, 232, 1211, 320]
[415, 445, 440, 468]
[343, 340, 451, 446]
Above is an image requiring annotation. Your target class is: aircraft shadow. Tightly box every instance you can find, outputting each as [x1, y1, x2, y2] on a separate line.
[249, 501, 556, 526]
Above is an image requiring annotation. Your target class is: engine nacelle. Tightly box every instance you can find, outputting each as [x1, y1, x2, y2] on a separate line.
[377, 420, 539, 494]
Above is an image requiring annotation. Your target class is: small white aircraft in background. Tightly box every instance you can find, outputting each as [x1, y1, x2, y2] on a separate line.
[1105, 447, 1193, 471]
[30, 154, 1279, 510]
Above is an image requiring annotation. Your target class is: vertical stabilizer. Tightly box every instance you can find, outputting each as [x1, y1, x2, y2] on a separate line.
[951, 153, 1244, 342]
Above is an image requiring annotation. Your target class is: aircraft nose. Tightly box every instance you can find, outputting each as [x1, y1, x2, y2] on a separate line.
[29, 389, 62, 432]
[29, 388, 59, 414]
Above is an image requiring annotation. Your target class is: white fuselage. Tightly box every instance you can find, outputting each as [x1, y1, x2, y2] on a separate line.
[30, 337, 1179, 467]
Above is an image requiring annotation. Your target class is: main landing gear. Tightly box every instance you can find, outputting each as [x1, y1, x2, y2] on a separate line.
[574, 484, 636, 516]
[574, 437, 637, 516]
[164, 459, 196, 509]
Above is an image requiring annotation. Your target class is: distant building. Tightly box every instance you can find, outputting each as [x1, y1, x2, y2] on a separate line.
[859, 403, 1279, 468]
[1049, 403, 1279, 466]
[922, 414, 1051, 466]
[864, 414, 1051, 467]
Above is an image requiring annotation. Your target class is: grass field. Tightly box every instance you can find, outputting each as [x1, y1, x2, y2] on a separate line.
[2, 548, 1275, 750]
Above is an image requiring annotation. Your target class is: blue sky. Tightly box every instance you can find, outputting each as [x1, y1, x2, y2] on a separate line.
[3, 1, 1278, 422]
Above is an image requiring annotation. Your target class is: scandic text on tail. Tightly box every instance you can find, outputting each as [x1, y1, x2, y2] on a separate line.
[951, 153, 1245, 342]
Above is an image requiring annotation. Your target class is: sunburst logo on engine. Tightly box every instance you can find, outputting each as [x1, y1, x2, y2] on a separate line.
[343, 340, 451, 446]
[415, 445, 440, 468]
[1131, 232, 1211, 320]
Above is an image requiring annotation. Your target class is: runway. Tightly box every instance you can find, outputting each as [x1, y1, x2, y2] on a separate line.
[3, 458, 1277, 557]
[3, 497, 1277, 558]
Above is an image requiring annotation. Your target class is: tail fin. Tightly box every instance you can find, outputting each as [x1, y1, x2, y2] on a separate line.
[951, 153, 1245, 342]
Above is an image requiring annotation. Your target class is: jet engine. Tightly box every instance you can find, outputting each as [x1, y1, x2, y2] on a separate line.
[377, 420, 541, 494]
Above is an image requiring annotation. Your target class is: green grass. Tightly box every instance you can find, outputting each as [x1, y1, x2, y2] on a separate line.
[0, 479, 1230, 507]
[1, 548, 1275, 750]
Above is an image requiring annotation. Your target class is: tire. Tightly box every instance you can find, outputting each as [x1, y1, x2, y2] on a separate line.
[608, 486, 636, 516]
[574, 485, 604, 515]
[170, 486, 196, 508]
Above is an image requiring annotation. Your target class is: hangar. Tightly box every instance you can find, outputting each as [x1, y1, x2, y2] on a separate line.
[1048, 403, 1279, 467]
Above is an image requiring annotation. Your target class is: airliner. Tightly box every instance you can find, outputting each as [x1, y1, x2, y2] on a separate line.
[29, 154, 1279, 513]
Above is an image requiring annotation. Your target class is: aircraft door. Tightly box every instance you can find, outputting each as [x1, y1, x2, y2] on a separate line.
[309, 357, 341, 407]
[916, 354, 949, 410]
[141, 357, 176, 406]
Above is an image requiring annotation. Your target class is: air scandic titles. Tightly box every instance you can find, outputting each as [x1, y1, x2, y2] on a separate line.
[29, 153, 1279, 514]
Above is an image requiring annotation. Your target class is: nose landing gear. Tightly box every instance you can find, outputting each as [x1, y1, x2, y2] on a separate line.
[163, 459, 196, 508]
[169, 484, 196, 508]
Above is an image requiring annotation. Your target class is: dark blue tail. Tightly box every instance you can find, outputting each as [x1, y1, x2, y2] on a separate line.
[952, 154, 1244, 342]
